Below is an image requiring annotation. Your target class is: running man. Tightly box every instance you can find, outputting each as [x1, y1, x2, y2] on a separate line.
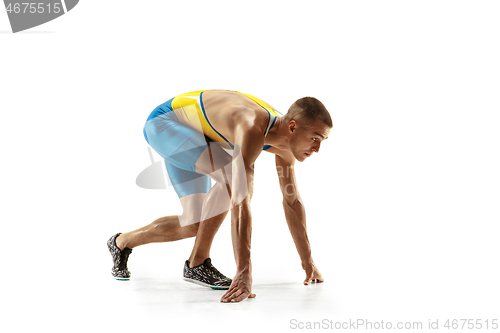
[107, 89, 332, 303]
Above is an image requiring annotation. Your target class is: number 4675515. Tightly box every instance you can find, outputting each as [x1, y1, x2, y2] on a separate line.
[6, 2, 62, 14]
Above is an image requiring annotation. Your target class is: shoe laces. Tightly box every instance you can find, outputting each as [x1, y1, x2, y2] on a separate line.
[207, 262, 229, 280]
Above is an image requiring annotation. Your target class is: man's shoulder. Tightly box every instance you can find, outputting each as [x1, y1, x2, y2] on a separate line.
[202, 90, 277, 142]
[230, 104, 270, 134]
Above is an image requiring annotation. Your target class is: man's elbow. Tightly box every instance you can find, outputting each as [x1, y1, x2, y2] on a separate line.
[281, 190, 302, 208]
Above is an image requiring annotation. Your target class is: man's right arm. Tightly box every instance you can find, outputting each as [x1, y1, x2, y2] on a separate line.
[220, 110, 266, 303]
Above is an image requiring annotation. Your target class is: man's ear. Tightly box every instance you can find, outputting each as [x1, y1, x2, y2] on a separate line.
[289, 120, 297, 132]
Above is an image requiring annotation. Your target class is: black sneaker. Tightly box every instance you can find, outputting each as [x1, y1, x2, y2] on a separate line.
[107, 233, 132, 280]
[183, 258, 232, 290]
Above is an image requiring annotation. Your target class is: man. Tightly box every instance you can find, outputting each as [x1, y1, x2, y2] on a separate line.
[107, 89, 331, 303]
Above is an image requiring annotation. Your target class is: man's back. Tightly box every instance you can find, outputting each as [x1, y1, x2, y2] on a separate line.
[168, 89, 282, 149]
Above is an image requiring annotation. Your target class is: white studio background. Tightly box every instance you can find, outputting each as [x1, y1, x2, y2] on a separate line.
[1, 1, 499, 332]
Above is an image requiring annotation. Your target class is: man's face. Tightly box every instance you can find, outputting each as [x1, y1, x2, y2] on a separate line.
[288, 119, 331, 162]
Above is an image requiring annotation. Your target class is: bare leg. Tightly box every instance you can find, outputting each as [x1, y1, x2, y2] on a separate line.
[115, 191, 207, 250]
[116, 215, 198, 250]
[186, 171, 234, 266]
[116, 172, 231, 252]
[117, 143, 234, 265]
[187, 211, 228, 267]
[115, 174, 231, 253]
[187, 143, 235, 267]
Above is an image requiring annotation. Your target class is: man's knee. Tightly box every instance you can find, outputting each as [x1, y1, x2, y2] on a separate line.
[181, 222, 199, 238]
[179, 213, 203, 227]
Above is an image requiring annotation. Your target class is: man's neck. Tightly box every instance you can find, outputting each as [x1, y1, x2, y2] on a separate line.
[264, 117, 290, 150]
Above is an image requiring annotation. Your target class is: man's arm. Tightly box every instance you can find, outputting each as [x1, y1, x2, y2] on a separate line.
[275, 150, 324, 285]
[220, 111, 266, 303]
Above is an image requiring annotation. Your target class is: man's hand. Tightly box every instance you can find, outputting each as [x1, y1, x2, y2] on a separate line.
[220, 271, 256, 303]
[303, 261, 324, 285]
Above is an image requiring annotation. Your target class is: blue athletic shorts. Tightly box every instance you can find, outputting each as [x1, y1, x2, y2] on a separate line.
[143, 98, 212, 198]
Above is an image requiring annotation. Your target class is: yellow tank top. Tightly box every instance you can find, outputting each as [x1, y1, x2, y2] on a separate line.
[169, 90, 282, 149]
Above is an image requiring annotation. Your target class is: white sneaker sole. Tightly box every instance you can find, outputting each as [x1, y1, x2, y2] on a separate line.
[183, 277, 230, 290]
[112, 276, 130, 281]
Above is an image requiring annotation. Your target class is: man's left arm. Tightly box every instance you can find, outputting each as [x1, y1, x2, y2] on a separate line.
[275, 152, 324, 285]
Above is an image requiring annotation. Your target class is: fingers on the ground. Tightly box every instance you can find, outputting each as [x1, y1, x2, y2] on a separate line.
[304, 277, 325, 285]
[230, 292, 251, 303]
[221, 291, 256, 303]
[221, 289, 240, 303]
[221, 286, 237, 300]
